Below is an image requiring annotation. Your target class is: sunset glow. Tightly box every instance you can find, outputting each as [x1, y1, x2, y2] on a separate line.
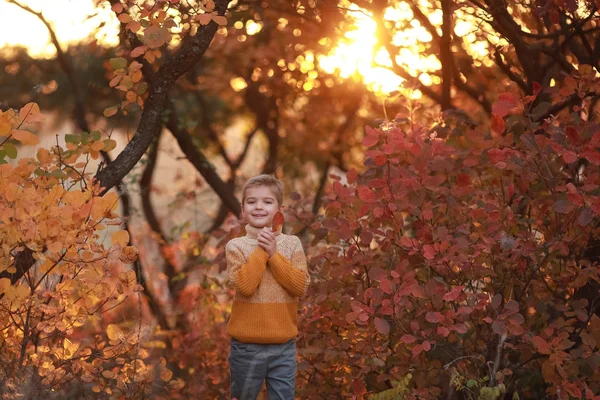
[0, 0, 119, 58]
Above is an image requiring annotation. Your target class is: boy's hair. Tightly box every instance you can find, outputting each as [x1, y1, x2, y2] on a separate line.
[241, 174, 285, 206]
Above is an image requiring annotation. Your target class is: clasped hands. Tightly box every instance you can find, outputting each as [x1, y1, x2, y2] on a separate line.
[258, 227, 277, 258]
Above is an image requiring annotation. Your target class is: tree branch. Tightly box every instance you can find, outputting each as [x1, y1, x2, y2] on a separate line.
[96, 0, 231, 195]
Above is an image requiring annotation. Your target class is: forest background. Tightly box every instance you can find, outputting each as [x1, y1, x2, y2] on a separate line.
[1, 0, 600, 399]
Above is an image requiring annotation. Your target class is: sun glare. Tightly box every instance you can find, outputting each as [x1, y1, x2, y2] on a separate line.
[318, 5, 405, 95]
[0, 0, 119, 58]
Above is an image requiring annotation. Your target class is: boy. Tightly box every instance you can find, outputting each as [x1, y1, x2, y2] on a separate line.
[226, 174, 310, 400]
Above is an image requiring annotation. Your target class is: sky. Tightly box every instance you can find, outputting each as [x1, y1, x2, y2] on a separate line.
[0, 0, 119, 57]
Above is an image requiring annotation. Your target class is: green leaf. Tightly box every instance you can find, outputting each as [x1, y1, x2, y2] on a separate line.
[4, 142, 17, 159]
[51, 169, 67, 179]
[103, 139, 117, 152]
[80, 132, 90, 145]
[135, 82, 148, 95]
[34, 168, 47, 176]
[65, 133, 80, 144]
[466, 379, 478, 388]
[110, 57, 128, 70]
[91, 130, 102, 141]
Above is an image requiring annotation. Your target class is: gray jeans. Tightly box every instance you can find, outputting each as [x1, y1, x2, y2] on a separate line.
[229, 338, 297, 400]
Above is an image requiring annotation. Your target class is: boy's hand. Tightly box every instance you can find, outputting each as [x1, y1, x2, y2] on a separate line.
[258, 228, 277, 257]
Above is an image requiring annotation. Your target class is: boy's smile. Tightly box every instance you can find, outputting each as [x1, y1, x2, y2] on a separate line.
[243, 186, 281, 229]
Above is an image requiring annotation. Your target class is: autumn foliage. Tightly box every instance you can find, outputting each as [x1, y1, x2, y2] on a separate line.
[297, 65, 600, 399]
[0, 104, 185, 398]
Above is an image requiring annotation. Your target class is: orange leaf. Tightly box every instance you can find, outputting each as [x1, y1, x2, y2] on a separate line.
[160, 368, 173, 382]
[103, 106, 119, 117]
[143, 25, 170, 48]
[0, 112, 12, 136]
[111, 3, 123, 13]
[19, 102, 43, 124]
[212, 15, 227, 25]
[196, 13, 212, 25]
[126, 20, 141, 33]
[12, 129, 40, 145]
[106, 324, 123, 341]
[130, 45, 147, 58]
[118, 13, 132, 23]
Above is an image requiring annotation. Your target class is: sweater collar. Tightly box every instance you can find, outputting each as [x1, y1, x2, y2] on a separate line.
[245, 224, 282, 239]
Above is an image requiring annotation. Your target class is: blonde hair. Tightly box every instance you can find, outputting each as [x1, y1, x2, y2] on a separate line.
[241, 174, 285, 206]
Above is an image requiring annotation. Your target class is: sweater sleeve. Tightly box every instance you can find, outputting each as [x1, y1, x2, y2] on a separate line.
[268, 236, 310, 298]
[226, 241, 269, 297]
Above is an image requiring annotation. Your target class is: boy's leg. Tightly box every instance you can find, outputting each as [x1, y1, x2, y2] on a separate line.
[229, 339, 268, 400]
[265, 339, 297, 400]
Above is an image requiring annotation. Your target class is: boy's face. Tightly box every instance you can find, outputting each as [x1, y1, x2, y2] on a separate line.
[243, 185, 281, 229]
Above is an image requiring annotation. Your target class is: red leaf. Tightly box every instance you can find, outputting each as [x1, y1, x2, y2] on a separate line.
[578, 207, 594, 227]
[532, 336, 552, 355]
[566, 126, 579, 145]
[491, 115, 505, 134]
[400, 236, 413, 248]
[532, 81, 542, 95]
[492, 321, 505, 335]
[562, 151, 578, 163]
[368, 267, 386, 281]
[425, 312, 444, 323]
[437, 326, 451, 337]
[357, 186, 375, 203]
[449, 323, 468, 334]
[504, 300, 519, 314]
[443, 286, 464, 302]
[272, 211, 284, 232]
[363, 133, 379, 148]
[421, 340, 431, 351]
[374, 317, 390, 335]
[380, 278, 393, 294]
[581, 148, 600, 166]
[347, 169, 357, 184]
[411, 344, 423, 358]
[487, 148, 504, 163]
[400, 334, 417, 344]
[553, 200, 575, 214]
[422, 244, 436, 260]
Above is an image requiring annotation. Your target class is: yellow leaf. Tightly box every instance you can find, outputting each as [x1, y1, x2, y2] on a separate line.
[92, 386, 102, 393]
[12, 129, 40, 145]
[106, 324, 123, 341]
[142, 340, 166, 349]
[112, 230, 129, 247]
[103, 138, 117, 152]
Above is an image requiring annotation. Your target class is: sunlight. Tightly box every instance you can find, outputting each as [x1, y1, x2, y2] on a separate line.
[317, 2, 503, 96]
[0, 0, 119, 58]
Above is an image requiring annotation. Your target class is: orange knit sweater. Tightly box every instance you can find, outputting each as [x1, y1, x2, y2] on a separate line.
[226, 224, 310, 344]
